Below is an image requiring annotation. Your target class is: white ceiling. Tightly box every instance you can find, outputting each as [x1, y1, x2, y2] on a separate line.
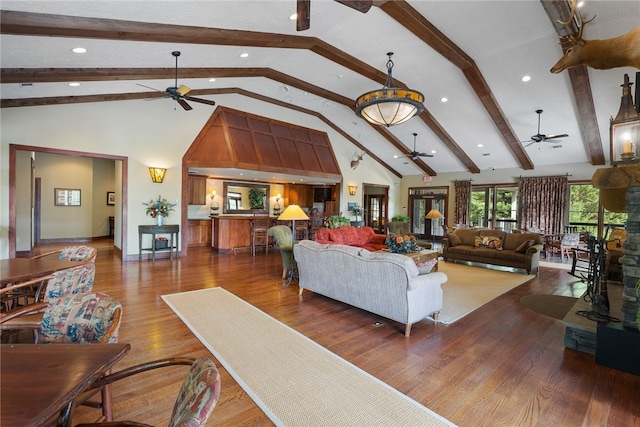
[1, 0, 639, 178]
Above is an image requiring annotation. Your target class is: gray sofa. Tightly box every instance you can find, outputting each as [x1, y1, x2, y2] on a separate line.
[293, 240, 447, 336]
[442, 229, 543, 274]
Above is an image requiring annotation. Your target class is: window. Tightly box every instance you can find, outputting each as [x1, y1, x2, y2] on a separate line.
[568, 183, 627, 237]
[227, 192, 242, 210]
[470, 185, 517, 231]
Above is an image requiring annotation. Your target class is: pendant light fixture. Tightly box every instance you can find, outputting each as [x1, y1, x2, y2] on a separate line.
[355, 52, 425, 127]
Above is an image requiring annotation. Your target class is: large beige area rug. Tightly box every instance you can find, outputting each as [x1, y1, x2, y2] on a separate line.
[435, 262, 535, 324]
[162, 288, 455, 427]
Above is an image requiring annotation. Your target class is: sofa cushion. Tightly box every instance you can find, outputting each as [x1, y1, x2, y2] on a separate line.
[328, 228, 347, 244]
[314, 228, 331, 243]
[454, 229, 480, 246]
[447, 233, 463, 246]
[504, 232, 542, 250]
[474, 235, 503, 250]
[479, 230, 507, 241]
[515, 239, 534, 253]
[339, 226, 359, 245]
[355, 227, 375, 246]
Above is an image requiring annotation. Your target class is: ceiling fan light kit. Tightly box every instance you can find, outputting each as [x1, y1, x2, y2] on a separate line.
[355, 52, 425, 127]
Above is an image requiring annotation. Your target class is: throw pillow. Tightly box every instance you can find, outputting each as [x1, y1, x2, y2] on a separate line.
[515, 239, 534, 253]
[416, 258, 438, 275]
[447, 233, 462, 246]
[474, 236, 503, 250]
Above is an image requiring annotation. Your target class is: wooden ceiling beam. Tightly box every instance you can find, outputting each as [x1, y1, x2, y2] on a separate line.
[0, 10, 476, 175]
[379, 0, 534, 171]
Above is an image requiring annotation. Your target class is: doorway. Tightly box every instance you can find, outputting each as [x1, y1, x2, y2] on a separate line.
[408, 187, 448, 241]
[363, 184, 389, 234]
[9, 144, 128, 259]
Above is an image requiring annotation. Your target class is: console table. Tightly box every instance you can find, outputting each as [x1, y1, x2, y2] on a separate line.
[138, 224, 179, 261]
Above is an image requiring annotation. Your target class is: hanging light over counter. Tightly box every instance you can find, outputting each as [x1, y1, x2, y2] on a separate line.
[355, 52, 425, 127]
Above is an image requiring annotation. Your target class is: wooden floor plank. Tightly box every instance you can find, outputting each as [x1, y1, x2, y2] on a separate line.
[13, 241, 640, 426]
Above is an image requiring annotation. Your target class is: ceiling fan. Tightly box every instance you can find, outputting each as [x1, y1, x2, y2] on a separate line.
[296, 0, 373, 31]
[137, 51, 216, 111]
[522, 109, 568, 148]
[397, 133, 434, 160]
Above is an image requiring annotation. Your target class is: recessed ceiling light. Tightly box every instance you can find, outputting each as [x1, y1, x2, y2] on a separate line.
[393, 155, 400, 159]
[522, 75, 531, 82]
[72, 47, 86, 54]
[440, 97, 448, 103]
[68, 82, 80, 87]
[430, 150, 436, 154]
[477, 143, 483, 148]
[289, 13, 297, 20]
[239, 52, 249, 58]
[208, 78, 216, 82]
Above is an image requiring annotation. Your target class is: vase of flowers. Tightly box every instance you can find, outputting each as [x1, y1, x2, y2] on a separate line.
[385, 233, 423, 254]
[143, 195, 177, 225]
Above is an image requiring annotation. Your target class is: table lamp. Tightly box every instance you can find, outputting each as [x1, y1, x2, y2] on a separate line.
[278, 204, 309, 246]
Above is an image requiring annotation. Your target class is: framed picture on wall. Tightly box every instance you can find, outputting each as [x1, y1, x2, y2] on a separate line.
[54, 188, 81, 206]
[107, 191, 115, 205]
[347, 202, 356, 211]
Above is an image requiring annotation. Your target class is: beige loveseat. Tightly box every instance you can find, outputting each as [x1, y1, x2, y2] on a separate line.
[442, 229, 543, 274]
[293, 240, 447, 337]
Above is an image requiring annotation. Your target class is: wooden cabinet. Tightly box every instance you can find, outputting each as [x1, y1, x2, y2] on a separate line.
[187, 220, 212, 247]
[188, 176, 206, 205]
[285, 184, 313, 208]
[212, 216, 251, 253]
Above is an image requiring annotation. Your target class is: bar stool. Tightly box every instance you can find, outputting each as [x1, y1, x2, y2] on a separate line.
[251, 214, 270, 256]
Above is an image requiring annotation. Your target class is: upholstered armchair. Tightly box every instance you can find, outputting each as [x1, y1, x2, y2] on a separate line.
[32, 245, 97, 262]
[268, 225, 296, 280]
[75, 358, 221, 427]
[386, 221, 432, 249]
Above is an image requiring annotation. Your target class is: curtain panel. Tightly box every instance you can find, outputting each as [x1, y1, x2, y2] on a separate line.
[518, 176, 568, 234]
[454, 181, 471, 226]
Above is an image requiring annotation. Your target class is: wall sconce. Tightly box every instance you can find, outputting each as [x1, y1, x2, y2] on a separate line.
[210, 190, 219, 214]
[348, 185, 357, 196]
[273, 193, 282, 214]
[610, 73, 640, 166]
[149, 167, 166, 183]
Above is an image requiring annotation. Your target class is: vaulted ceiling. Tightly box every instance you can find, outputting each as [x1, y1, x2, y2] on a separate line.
[1, 0, 638, 178]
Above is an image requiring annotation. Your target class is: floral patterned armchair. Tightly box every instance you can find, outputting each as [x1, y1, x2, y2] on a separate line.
[75, 358, 221, 427]
[38, 292, 122, 344]
[31, 245, 97, 263]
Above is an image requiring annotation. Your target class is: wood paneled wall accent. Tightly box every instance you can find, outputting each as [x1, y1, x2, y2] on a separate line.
[184, 106, 342, 181]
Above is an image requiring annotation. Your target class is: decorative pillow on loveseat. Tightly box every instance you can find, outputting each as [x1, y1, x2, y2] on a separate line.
[447, 233, 463, 246]
[515, 239, 534, 253]
[474, 235, 503, 250]
[416, 258, 438, 275]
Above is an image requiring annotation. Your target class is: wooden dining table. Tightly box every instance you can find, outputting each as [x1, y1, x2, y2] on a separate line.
[1, 343, 131, 427]
[0, 258, 83, 286]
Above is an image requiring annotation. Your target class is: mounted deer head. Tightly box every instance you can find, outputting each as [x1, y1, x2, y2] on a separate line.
[550, 0, 640, 73]
[350, 152, 365, 170]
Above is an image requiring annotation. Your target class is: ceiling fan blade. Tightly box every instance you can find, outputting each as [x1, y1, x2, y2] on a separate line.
[334, 0, 373, 13]
[177, 85, 191, 96]
[297, 0, 310, 31]
[544, 133, 569, 140]
[523, 140, 537, 148]
[177, 99, 192, 111]
[418, 152, 434, 158]
[184, 96, 216, 107]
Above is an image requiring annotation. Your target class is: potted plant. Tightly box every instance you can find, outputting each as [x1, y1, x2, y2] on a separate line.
[326, 215, 350, 229]
[351, 206, 365, 227]
[248, 188, 265, 209]
[391, 215, 410, 223]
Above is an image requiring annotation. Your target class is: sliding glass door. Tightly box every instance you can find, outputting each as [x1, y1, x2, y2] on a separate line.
[408, 188, 448, 240]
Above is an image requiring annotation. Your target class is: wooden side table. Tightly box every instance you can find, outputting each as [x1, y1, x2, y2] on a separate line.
[138, 224, 179, 261]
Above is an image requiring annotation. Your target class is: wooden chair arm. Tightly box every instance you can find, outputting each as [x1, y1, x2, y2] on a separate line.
[0, 302, 48, 324]
[0, 274, 53, 296]
[30, 250, 62, 260]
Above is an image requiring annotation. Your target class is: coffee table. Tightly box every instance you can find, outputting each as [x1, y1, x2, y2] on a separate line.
[403, 249, 441, 271]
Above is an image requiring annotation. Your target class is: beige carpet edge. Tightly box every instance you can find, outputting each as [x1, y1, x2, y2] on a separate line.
[162, 287, 456, 427]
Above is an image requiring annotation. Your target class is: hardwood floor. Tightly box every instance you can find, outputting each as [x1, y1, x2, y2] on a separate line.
[30, 241, 640, 426]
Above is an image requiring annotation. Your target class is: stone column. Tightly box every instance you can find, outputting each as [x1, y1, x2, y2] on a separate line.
[621, 186, 640, 330]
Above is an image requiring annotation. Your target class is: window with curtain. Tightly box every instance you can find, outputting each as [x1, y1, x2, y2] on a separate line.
[518, 176, 568, 234]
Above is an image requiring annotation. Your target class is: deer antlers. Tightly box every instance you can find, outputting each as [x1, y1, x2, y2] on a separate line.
[557, 0, 595, 40]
